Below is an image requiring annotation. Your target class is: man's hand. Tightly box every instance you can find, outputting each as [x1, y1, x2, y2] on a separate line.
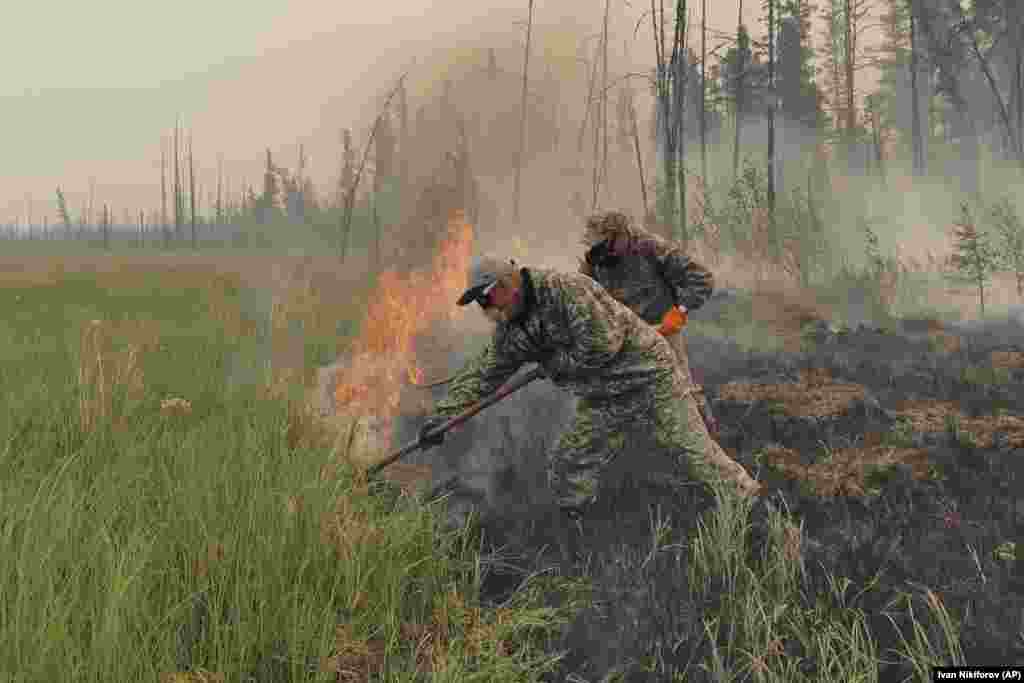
[657, 305, 688, 336]
[418, 417, 447, 447]
[544, 350, 572, 383]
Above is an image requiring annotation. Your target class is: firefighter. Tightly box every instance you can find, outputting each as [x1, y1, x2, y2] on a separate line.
[419, 254, 761, 569]
[579, 209, 719, 435]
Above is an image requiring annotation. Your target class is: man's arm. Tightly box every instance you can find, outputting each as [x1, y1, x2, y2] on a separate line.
[547, 274, 628, 378]
[635, 233, 714, 311]
[433, 341, 523, 419]
[577, 255, 595, 278]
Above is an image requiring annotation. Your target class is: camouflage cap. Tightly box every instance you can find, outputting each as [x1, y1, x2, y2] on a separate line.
[581, 210, 636, 247]
[456, 254, 519, 306]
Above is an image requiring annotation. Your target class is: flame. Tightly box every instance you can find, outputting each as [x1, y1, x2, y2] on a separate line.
[333, 209, 474, 449]
[407, 366, 425, 385]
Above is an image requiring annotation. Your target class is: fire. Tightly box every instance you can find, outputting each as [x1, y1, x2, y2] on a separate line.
[333, 209, 474, 452]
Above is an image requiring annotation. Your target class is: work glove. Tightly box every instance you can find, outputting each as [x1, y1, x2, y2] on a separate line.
[657, 305, 688, 337]
[418, 416, 447, 448]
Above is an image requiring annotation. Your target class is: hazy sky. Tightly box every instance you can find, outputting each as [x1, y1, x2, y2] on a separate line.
[2, 1, 795, 225]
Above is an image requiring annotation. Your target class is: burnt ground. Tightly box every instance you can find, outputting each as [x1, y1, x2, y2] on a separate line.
[381, 292, 1024, 680]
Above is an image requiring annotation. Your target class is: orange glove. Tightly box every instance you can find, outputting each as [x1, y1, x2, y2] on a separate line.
[657, 305, 687, 336]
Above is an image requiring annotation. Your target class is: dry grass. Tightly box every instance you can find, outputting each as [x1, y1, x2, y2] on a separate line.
[319, 623, 387, 681]
[718, 369, 867, 418]
[990, 350, 1024, 370]
[760, 443, 933, 498]
[78, 319, 145, 432]
[893, 399, 1024, 448]
[159, 670, 226, 683]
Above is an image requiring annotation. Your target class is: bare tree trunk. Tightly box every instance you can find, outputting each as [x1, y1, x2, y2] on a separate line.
[161, 138, 169, 247]
[1017, 40, 1023, 163]
[768, 0, 776, 221]
[653, 0, 678, 236]
[675, 0, 688, 243]
[601, 0, 611, 203]
[700, 0, 708, 184]
[102, 204, 110, 250]
[340, 73, 409, 262]
[630, 94, 650, 220]
[398, 78, 410, 219]
[959, 7, 1023, 169]
[592, 51, 603, 211]
[576, 41, 601, 161]
[88, 178, 96, 237]
[188, 131, 197, 249]
[732, 0, 744, 179]
[844, 0, 856, 167]
[909, 0, 924, 176]
[512, 0, 535, 225]
[216, 154, 224, 229]
[173, 120, 182, 243]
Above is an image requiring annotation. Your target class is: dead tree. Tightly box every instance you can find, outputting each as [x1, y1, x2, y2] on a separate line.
[339, 72, 410, 262]
[909, 0, 925, 176]
[188, 131, 197, 248]
[768, 0, 776, 222]
[652, 0, 689, 240]
[700, 0, 708, 184]
[161, 138, 170, 247]
[512, 0, 535, 225]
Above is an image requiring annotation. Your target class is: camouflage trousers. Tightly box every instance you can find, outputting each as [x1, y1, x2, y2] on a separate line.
[664, 332, 716, 433]
[547, 376, 761, 514]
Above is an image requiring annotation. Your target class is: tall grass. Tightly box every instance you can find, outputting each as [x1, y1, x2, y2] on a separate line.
[0, 269, 565, 682]
[668, 485, 969, 682]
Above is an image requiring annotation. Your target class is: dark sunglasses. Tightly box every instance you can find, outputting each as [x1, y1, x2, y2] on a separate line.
[475, 283, 497, 309]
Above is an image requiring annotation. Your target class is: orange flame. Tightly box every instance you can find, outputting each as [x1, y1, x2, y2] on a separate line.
[333, 209, 474, 447]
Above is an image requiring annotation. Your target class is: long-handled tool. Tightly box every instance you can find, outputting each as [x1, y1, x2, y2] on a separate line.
[368, 366, 546, 476]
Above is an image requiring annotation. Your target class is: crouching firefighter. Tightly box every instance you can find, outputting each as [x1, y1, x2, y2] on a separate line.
[418, 254, 761, 571]
[579, 209, 719, 436]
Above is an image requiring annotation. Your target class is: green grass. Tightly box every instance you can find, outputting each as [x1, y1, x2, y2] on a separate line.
[0, 260, 973, 682]
[0, 269, 567, 682]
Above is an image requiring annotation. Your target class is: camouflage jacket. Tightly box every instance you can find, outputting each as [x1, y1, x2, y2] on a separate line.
[579, 226, 714, 325]
[434, 267, 684, 419]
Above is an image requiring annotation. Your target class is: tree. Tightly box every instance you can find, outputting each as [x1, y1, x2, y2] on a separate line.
[397, 77, 410, 213]
[188, 132, 197, 248]
[947, 202, 1000, 317]
[819, 0, 874, 172]
[338, 129, 356, 209]
[374, 111, 396, 190]
[650, 0, 690, 240]
[988, 196, 1024, 299]
[777, 1, 820, 128]
[700, 0, 708, 183]
[952, 0, 1024, 169]
[723, 20, 753, 180]
[260, 148, 280, 223]
[512, 0, 535, 225]
[55, 186, 72, 237]
[161, 137, 170, 247]
[215, 154, 224, 229]
[768, 0, 777, 223]
[173, 121, 183, 240]
[102, 203, 111, 250]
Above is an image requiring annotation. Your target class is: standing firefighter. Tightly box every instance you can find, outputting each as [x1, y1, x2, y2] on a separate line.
[418, 254, 761, 569]
[579, 210, 719, 435]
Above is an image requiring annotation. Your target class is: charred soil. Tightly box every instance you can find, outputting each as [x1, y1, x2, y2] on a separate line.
[418, 314, 1024, 680]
